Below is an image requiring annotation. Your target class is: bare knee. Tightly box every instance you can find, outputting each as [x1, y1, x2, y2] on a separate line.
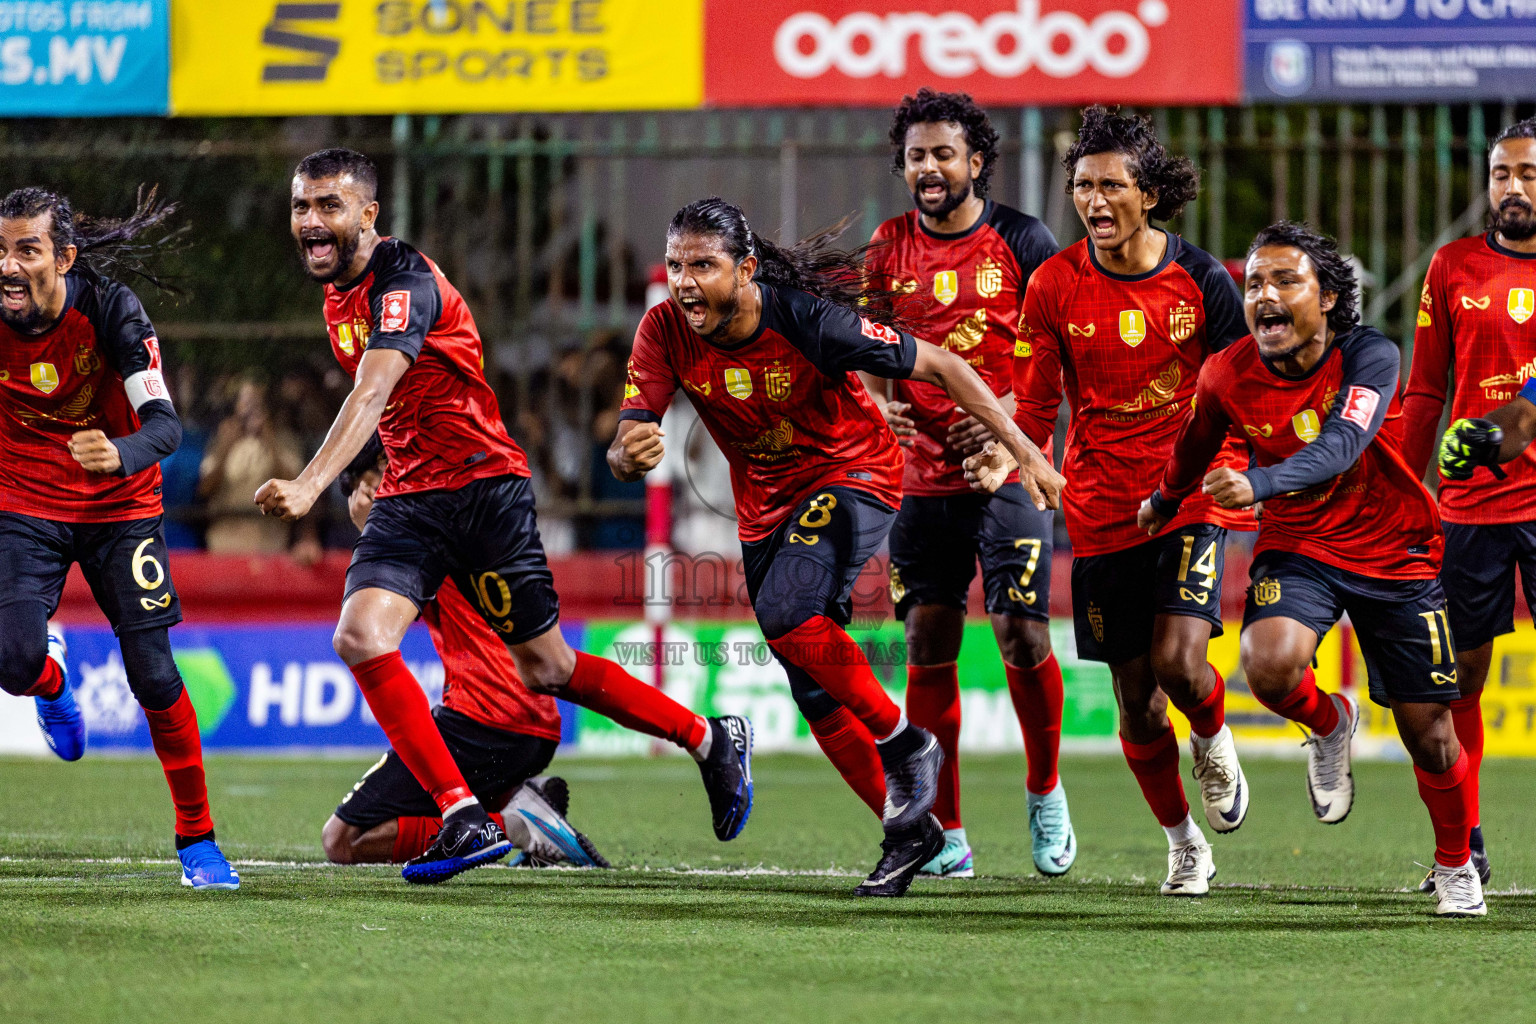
[332, 621, 392, 666]
[1395, 702, 1459, 773]
[993, 614, 1051, 669]
[1149, 638, 1205, 697]
[322, 816, 359, 864]
[1241, 646, 1306, 704]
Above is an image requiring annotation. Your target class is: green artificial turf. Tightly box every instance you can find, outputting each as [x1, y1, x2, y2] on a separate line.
[1, 752, 1532, 1023]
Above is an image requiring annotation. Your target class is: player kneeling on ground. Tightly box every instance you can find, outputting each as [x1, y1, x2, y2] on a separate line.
[322, 440, 607, 870]
[1140, 221, 1484, 918]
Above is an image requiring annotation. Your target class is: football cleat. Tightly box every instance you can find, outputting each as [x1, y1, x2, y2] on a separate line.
[698, 715, 754, 841]
[34, 631, 84, 763]
[1028, 782, 1078, 876]
[854, 813, 945, 898]
[1161, 836, 1216, 897]
[1433, 860, 1488, 918]
[401, 807, 511, 884]
[1303, 693, 1357, 825]
[178, 839, 240, 891]
[1191, 725, 1248, 834]
[878, 726, 943, 832]
[507, 777, 610, 868]
[918, 827, 974, 878]
[1420, 845, 1491, 894]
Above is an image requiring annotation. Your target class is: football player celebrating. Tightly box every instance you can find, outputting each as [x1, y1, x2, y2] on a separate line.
[258, 150, 752, 884]
[864, 88, 1070, 879]
[1142, 221, 1484, 918]
[0, 187, 238, 889]
[968, 107, 1253, 895]
[1402, 116, 1536, 891]
[609, 197, 1063, 897]
[322, 440, 606, 870]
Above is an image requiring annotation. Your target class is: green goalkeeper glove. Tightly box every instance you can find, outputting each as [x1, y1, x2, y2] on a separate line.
[1438, 417, 1505, 481]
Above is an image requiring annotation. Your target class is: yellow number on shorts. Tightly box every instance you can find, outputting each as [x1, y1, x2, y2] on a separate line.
[1419, 609, 1452, 665]
[798, 493, 838, 529]
[131, 538, 164, 591]
[473, 571, 513, 620]
[1012, 538, 1043, 587]
[1177, 536, 1218, 588]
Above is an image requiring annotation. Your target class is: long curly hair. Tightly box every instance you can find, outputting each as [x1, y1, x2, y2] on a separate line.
[1064, 106, 1199, 222]
[887, 88, 1000, 199]
[1248, 220, 1360, 335]
[0, 185, 181, 293]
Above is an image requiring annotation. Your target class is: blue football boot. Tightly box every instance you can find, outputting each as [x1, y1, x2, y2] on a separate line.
[34, 631, 85, 762]
[179, 839, 241, 890]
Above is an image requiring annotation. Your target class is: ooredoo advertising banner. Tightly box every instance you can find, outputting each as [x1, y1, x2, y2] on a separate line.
[704, 0, 1242, 107]
[0, 0, 168, 115]
[1246, 0, 1536, 101]
[170, 0, 703, 115]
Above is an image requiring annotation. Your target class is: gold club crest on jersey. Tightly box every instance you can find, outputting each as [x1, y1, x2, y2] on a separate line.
[1168, 304, 1197, 344]
[975, 259, 1003, 299]
[29, 362, 58, 394]
[1118, 309, 1147, 347]
[932, 270, 959, 306]
[1510, 288, 1535, 325]
[725, 367, 753, 400]
[73, 345, 101, 376]
[765, 365, 792, 401]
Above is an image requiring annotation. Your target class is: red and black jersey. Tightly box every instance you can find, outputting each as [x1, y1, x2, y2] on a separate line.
[0, 272, 168, 523]
[1403, 232, 1536, 524]
[1162, 328, 1441, 580]
[324, 238, 527, 499]
[1014, 233, 1254, 556]
[620, 283, 916, 542]
[867, 200, 1057, 495]
[421, 578, 561, 742]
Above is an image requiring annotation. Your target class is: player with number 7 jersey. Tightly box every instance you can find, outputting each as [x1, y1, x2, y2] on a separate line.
[0, 186, 240, 890]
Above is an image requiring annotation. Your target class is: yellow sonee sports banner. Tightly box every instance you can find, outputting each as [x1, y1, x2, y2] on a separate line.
[171, 1, 702, 115]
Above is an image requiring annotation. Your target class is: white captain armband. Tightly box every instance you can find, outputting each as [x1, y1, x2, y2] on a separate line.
[123, 368, 172, 411]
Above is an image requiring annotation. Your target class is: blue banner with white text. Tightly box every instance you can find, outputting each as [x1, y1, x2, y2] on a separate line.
[0, 0, 168, 114]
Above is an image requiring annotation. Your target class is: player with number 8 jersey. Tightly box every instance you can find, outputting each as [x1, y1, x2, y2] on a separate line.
[0, 186, 240, 890]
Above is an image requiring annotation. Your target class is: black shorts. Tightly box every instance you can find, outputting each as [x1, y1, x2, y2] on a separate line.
[334, 706, 559, 829]
[1440, 522, 1536, 650]
[347, 473, 559, 646]
[887, 483, 1053, 623]
[1244, 550, 1461, 707]
[1071, 523, 1226, 665]
[0, 512, 181, 635]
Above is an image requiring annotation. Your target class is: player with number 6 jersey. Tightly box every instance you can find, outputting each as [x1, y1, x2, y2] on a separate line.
[0, 186, 239, 890]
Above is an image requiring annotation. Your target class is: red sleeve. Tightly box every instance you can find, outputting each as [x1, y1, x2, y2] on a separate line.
[619, 306, 680, 423]
[1012, 274, 1062, 453]
[1401, 253, 1453, 476]
[1160, 362, 1233, 501]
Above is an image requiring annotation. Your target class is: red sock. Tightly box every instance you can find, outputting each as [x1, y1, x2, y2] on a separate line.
[1257, 667, 1340, 735]
[1005, 654, 1064, 795]
[1172, 664, 1226, 738]
[21, 656, 64, 699]
[1449, 692, 1484, 826]
[351, 652, 473, 815]
[142, 689, 215, 837]
[391, 812, 507, 862]
[906, 663, 962, 829]
[1120, 726, 1190, 827]
[565, 651, 707, 750]
[1415, 749, 1474, 867]
[807, 706, 886, 818]
[767, 616, 901, 737]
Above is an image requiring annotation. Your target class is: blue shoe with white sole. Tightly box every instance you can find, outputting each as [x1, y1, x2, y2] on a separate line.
[1028, 782, 1077, 877]
[34, 632, 84, 762]
[918, 827, 975, 878]
[179, 839, 240, 890]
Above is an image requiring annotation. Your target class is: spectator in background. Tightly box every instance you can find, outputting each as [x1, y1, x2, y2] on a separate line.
[159, 364, 209, 549]
[198, 377, 322, 562]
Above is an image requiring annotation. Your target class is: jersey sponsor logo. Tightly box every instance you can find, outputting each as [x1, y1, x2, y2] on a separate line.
[1417, 309, 1432, 327]
[1067, 321, 1095, 337]
[1112, 358, 1181, 413]
[1252, 576, 1281, 606]
[1460, 294, 1491, 310]
[140, 593, 173, 611]
[684, 377, 713, 398]
[1510, 288, 1535, 325]
[1243, 423, 1273, 438]
[73, 344, 102, 376]
[858, 315, 902, 345]
[1014, 338, 1032, 357]
[1478, 359, 1536, 391]
[29, 362, 58, 394]
[59, 384, 95, 419]
[933, 270, 958, 306]
[1118, 309, 1146, 347]
[1292, 409, 1321, 442]
[975, 259, 1003, 299]
[1432, 669, 1458, 687]
[1168, 304, 1198, 344]
[891, 278, 918, 294]
[736, 417, 796, 460]
[765, 365, 793, 401]
[1340, 386, 1380, 431]
[624, 383, 641, 399]
[379, 290, 411, 332]
[943, 309, 987, 352]
[724, 367, 753, 400]
[1178, 587, 1209, 605]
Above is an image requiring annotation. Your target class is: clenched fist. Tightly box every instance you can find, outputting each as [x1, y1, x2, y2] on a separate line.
[68, 430, 122, 474]
[611, 421, 665, 480]
[255, 478, 318, 522]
